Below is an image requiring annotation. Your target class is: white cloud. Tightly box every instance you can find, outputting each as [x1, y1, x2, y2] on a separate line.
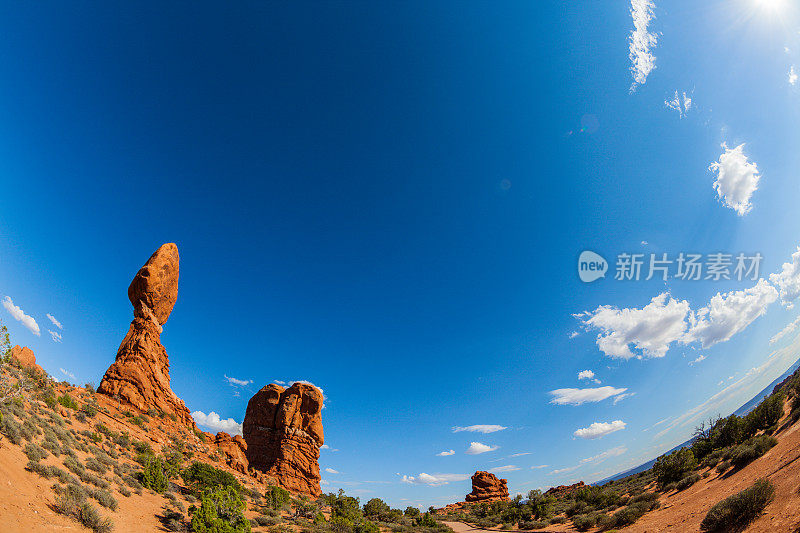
[665, 90, 692, 117]
[769, 247, 800, 307]
[47, 313, 63, 330]
[578, 370, 595, 381]
[490, 465, 520, 473]
[613, 392, 635, 405]
[579, 293, 690, 359]
[452, 424, 507, 434]
[49, 330, 63, 343]
[580, 446, 628, 465]
[437, 450, 455, 457]
[191, 411, 242, 436]
[509, 452, 532, 458]
[770, 315, 800, 344]
[709, 143, 761, 216]
[790, 66, 797, 86]
[59, 368, 75, 379]
[2, 296, 41, 336]
[684, 279, 777, 348]
[320, 444, 339, 452]
[628, 0, 658, 91]
[465, 442, 499, 455]
[549, 386, 629, 406]
[574, 420, 627, 440]
[531, 464, 549, 469]
[689, 354, 706, 366]
[401, 473, 469, 486]
[224, 375, 253, 387]
[325, 468, 340, 474]
[569, 331, 580, 339]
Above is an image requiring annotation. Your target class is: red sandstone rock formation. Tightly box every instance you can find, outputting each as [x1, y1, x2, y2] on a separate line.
[9, 345, 45, 375]
[215, 432, 249, 474]
[545, 481, 586, 498]
[465, 471, 509, 502]
[97, 243, 193, 426]
[243, 382, 324, 496]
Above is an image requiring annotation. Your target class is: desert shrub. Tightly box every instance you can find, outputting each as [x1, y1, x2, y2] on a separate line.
[113, 432, 130, 449]
[55, 484, 115, 533]
[85, 456, 108, 475]
[700, 479, 774, 532]
[403, 506, 420, 517]
[58, 393, 79, 410]
[572, 513, 597, 531]
[676, 473, 702, 491]
[182, 462, 241, 496]
[727, 435, 777, 469]
[742, 394, 784, 438]
[1, 413, 22, 444]
[527, 489, 554, 520]
[92, 489, 118, 511]
[190, 486, 250, 533]
[141, 456, 168, 493]
[27, 460, 52, 477]
[81, 403, 98, 418]
[653, 448, 697, 486]
[133, 440, 153, 455]
[24, 442, 49, 462]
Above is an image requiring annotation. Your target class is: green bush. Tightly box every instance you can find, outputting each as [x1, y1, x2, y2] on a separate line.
[363, 497, 391, 520]
[676, 473, 701, 491]
[58, 393, 79, 410]
[141, 455, 168, 493]
[572, 513, 597, 531]
[700, 479, 774, 532]
[727, 435, 778, 469]
[403, 506, 420, 517]
[264, 485, 291, 510]
[653, 448, 697, 486]
[190, 486, 251, 533]
[24, 442, 49, 462]
[182, 462, 241, 496]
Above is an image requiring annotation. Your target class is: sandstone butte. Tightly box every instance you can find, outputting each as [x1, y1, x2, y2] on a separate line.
[545, 481, 586, 498]
[243, 382, 325, 497]
[97, 243, 193, 426]
[465, 470, 509, 502]
[9, 345, 45, 376]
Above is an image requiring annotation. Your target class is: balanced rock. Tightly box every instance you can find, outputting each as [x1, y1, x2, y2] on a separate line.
[465, 471, 509, 502]
[243, 382, 324, 496]
[9, 345, 45, 375]
[215, 432, 249, 474]
[97, 243, 193, 426]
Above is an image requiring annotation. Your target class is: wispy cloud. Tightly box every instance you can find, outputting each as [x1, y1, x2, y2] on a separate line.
[49, 330, 63, 343]
[574, 420, 627, 439]
[550, 446, 627, 476]
[790, 66, 797, 86]
[628, 0, 658, 91]
[400, 473, 469, 486]
[224, 375, 253, 387]
[2, 296, 40, 336]
[325, 468, 340, 474]
[665, 90, 692, 117]
[320, 444, 339, 452]
[191, 411, 242, 436]
[710, 143, 761, 216]
[437, 450, 455, 457]
[465, 442, 499, 455]
[47, 313, 63, 330]
[770, 314, 800, 345]
[689, 354, 706, 366]
[452, 425, 507, 434]
[549, 386, 628, 406]
[59, 368, 75, 380]
[490, 465, 520, 473]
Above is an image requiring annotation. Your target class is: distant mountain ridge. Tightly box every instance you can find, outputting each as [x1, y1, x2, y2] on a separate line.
[594, 356, 800, 485]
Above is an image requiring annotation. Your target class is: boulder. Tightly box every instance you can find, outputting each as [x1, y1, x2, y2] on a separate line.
[215, 432, 249, 474]
[243, 382, 324, 496]
[97, 243, 193, 426]
[465, 471, 509, 502]
[8, 345, 45, 376]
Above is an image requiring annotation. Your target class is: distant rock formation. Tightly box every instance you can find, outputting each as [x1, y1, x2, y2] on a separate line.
[465, 471, 509, 502]
[215, 432, 249, 474]
[545, 481, 586, 498]
[97, 243, 193, 426]
[243, 382, 324, 496]
[9, 345, 45, 375]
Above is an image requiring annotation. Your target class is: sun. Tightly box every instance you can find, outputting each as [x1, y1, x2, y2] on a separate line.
[756, 0, 786, 11]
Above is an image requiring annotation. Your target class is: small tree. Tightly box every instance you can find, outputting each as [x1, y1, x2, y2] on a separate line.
[141, 455, 168, 493]
[362, 498, 390, 520]
[190, 486, 251, 533]
[653, 448, 697, 487]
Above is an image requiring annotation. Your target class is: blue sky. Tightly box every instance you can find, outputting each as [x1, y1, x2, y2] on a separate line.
[2, 0, 800, 508]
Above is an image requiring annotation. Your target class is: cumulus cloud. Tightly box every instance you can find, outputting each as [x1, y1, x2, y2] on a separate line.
[684, 279, 777, 348]
[2, 296, 40, 336]
[401, 473, 469, 486]
[790, 66, 797, 86]
[578, 293, 690, 359]
[437, 450, 455, 457]
[49, 330, 63, 343]
[771, 315, 800, 345]
[574, 420, 627, 440]
[465, 442, 499, 455]
[452, 424, 507, 434]
[665, 90, 692, 117]
[578, 370, 595, 381]
[191, 411, 242, 436]
[490, 465, 520, 473]
[628, 0, 658, 91]
[710, 143, 761, 216]
[224, 375, 253, 387]
[47, 313, 63, 330]
[770, 247, 800, 307]
[549, 386, 629, 406]
[325, 468, 340, 474]
[320, 444, 339, 452]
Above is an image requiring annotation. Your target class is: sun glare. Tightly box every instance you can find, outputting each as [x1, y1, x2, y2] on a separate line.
[756, 0, 786, 11]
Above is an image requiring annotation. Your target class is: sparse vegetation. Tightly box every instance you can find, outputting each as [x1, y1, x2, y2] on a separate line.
[700, 479, 775, 532]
